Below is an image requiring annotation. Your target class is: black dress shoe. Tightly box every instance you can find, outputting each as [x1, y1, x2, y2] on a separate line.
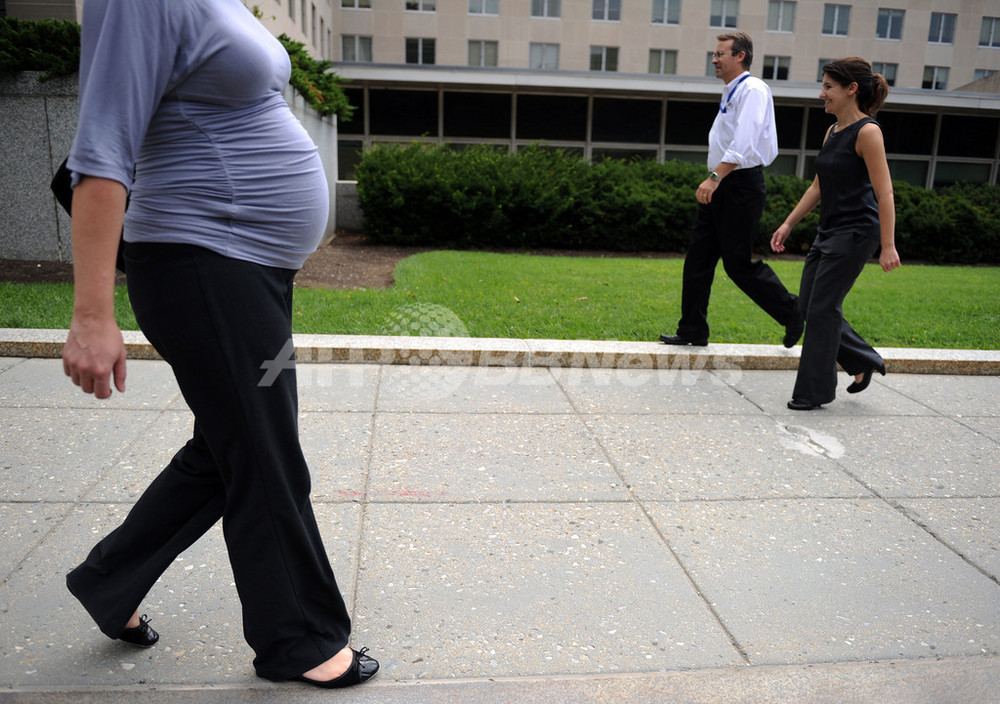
[787, 399, 820, 411]
[118, 614, 159, 647]
[782, 316, 804, 348]
[293, 648, 380, 689]
[659, 334, 708, 346]
[847, 365, 886, 394]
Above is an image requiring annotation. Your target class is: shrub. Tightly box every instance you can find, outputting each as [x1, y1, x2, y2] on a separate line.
[0, 17, 80, 80]
[356, 143, 1000, 263]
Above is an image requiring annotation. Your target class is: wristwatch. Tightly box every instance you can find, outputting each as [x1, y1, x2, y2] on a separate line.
[709, 171, 721, 182]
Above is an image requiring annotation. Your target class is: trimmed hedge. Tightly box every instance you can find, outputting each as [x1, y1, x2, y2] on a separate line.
[0, 17, 80, 80]
[356, 142, 1000, 264]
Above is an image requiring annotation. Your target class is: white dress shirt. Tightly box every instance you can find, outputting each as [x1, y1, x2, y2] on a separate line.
[707, 71, 779, 171]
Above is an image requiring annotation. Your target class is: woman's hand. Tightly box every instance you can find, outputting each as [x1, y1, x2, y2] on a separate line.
[770, 223, 791, 253]
[879, 245, 901, 272]
[63, 312, 127, 399]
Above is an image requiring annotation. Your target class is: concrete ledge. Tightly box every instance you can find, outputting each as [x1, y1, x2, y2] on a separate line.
[2, 328, 998, 374]
[0, 655, 996, 704]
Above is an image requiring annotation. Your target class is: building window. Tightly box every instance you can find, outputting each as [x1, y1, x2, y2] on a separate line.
[531, 0, 560, 18]
[763, 55, 790, 81]
[406, 0, 436, 11]
[822, 4, 849, 35]
[980, 17, 1000, 47]
[816, 58, 832, 81]
[876, 8, 904, 40]
[592, 0, 620, 21]
[529, 43, 559, 69]
[767, 1, 795, 32]
[974, 68, 997, 81]
[342, 35, 373, 62]
[301, 0, 307, 32]
[469, 40, 499, 66]
[342, 0, 371, 6]
[651, 0, 680, 25]
[928, 12, 956, 43]
[710, 0, 738, 28]
[469, 0, 499, 14]
[649, 49, 678, 74]
[311, 4, 317, 47]
[590, 46, 619, 72]
[923, 65, 949, 90]
[871, 61, 898, 86]
[289, 0, 295, 19]
[405, 37, 436, 64]
[320, 17, 326, 57]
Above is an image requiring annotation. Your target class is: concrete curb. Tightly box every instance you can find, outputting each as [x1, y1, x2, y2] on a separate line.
[1, 328, 998, 374]
[0, 656, 997, 704]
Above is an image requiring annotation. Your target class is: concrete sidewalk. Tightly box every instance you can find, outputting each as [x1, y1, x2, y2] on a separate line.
[1, 334, 998, 703]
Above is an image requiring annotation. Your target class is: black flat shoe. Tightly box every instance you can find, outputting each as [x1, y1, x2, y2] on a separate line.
[782, 316, 804, 348]
[118, 614, 159, 647]
[659, 334, 708, 346]
[787, 399, 820, 411]
[293, 648, 379, 689]
[846, 365, 886, 394]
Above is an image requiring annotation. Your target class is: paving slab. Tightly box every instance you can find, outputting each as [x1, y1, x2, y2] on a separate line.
[551, 368, 760, 415]
[368, 413, 625, 503]
[355, 502, 743, 680]
[644, 499, 1000, 665]
[299, 411, 376, 503]
[1, 408, 158, 502]
[0, 504, 69, 585]
[377, 365, 575, 414]
[0, 358, 181, 410]
[876, 373, 1000, 417]
[897, 498, 1000, 581]
[584, 414, 871, 501]
[295, 363, 380, 413]
[961, 416, 1000, 443]
[809, 416, 1000, 498]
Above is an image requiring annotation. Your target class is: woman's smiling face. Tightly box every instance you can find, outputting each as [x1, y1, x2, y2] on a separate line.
[820, 73, 857, 114]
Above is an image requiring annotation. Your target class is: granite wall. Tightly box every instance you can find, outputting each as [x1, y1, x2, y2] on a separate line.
[0, 72, 77, 261]
[0, 72, 341, 261]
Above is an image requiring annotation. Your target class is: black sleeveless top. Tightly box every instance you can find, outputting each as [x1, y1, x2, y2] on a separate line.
[815, 116, 880, 238]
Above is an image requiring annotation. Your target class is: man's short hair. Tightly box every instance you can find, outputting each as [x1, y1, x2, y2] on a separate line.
[717, 31, 753, 70]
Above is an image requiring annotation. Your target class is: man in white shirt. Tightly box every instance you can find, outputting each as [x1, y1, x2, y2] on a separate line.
[660, 32, 803, 348]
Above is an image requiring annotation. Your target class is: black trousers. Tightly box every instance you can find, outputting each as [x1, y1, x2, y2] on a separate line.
[66, 243, 351, 681]
[676, 167, 798, 341]
[792, 231, 884, 405]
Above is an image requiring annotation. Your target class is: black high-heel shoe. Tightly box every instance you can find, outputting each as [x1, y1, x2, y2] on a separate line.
[293, 647, 380, 689]
[118, 614, 159, 647]
[847, 365, 886, 394]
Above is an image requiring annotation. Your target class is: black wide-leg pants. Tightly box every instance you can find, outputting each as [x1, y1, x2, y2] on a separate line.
[792, 231, 884, 405]
[676, 167, 799, 342]
[66, 242, 350, 681]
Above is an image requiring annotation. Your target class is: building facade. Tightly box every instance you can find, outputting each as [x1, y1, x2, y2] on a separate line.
[10, 0, 1000, 187]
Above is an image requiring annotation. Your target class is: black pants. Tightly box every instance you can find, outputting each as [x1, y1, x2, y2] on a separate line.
[66, 243, 350, 681]
[676, 167, 798, 341]
[793, 231, 884, 405]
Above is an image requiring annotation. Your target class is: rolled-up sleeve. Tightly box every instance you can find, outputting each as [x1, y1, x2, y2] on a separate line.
[720, 82, 778, 168]
[67, 0, 182, 190]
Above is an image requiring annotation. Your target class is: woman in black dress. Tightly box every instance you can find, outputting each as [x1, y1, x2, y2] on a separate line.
[770, 57, 901, 410]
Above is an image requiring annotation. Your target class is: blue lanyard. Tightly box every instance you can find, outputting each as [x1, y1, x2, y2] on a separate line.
[719, 73, 750, 114]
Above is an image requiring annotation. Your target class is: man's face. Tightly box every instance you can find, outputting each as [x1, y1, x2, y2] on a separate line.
[712, 40, 744, 83]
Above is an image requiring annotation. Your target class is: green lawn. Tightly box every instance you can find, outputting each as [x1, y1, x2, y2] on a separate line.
[2, 251, 998, 349]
